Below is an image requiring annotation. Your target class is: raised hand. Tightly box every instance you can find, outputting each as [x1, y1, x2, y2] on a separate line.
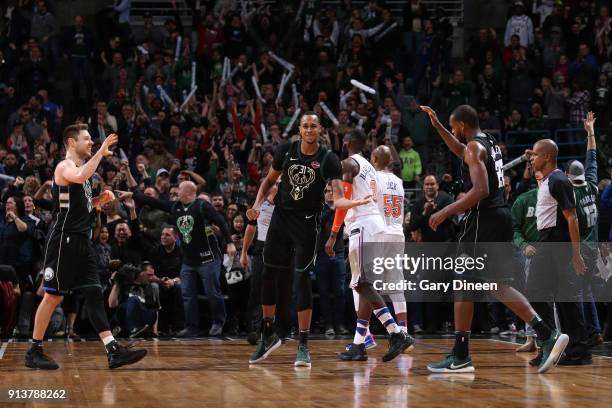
[419, 106, 438, 123]
[100, 134, 119, 157]
[583, 111, 595, 136]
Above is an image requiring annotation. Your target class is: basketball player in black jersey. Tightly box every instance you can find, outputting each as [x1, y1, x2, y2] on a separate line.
[26, 124, 147, 370]
[420, 105, 568, 373]
[247, 112, 356, 368]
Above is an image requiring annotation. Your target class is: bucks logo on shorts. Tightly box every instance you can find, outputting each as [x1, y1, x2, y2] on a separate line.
[44, 267, 54, 281]
[288, 164, 315, 200]
[177, 215, 195, 244]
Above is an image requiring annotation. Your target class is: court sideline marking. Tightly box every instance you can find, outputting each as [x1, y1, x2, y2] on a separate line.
[0, 339, 12, 359]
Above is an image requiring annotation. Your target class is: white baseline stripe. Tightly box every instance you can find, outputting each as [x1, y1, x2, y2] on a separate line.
[0, 342, 8, 359]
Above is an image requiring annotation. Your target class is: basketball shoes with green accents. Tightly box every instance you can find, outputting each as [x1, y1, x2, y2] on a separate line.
[427, 354, 475, 373]
[537, 330, 569, 373]
[294, 344, 311, 367]
[249, 333, 281, 364]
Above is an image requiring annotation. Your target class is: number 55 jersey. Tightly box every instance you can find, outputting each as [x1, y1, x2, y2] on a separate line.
[375, 170, 405, 239]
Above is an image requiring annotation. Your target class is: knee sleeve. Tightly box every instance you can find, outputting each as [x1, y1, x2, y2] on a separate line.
[296, 270, 312, 311]
[81, 286, 110, 333]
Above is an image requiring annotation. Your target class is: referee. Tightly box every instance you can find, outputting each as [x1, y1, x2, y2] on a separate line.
[527, 139, 592, 366]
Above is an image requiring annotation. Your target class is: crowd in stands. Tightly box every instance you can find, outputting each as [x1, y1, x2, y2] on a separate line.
[0, 0, 611, 341]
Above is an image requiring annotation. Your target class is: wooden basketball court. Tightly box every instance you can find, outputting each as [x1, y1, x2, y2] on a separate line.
[1, 337, 611, 407]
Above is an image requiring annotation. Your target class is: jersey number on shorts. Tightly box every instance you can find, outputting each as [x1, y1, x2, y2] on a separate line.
[382, 194, 402, 218]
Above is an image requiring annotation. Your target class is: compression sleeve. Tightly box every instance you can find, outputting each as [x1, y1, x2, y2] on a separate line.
[332, 181, 353, 233]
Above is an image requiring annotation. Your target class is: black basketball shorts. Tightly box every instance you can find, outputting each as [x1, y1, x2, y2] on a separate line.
[262, 207, 321, 273]
[455, 206, 515, 283]
[42, 231, 101, 295]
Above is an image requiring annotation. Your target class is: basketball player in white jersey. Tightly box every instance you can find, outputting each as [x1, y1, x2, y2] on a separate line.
[371, 145, 409, 338]
[330, 130, 414, 362]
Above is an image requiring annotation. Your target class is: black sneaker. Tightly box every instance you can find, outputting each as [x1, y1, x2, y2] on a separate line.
[383, 331, 415, 362]
[108, 343, 147, 369]
[529, 348, 543, 367]
[338, 343, 368, 361]
[25, 347, 59, 370]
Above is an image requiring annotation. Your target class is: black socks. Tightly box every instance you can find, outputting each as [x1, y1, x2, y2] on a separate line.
[453, 331, 471, 359]
[530, 315, 552, 341]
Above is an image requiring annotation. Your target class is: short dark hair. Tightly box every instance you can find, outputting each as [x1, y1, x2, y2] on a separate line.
[451, 105, 479, 129]
[423, 174, 439, 184]
[63, 123, 89, 146]
[348, 128, 367, 145]
[162, 225, 178, 235]
[300, 111, 319, 121]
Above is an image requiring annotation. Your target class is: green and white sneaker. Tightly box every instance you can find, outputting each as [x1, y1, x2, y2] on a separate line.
[538, 330, 569, 374]
[427, 354, 475, 373]
[294, 344, 312, 368]
[249, 333, 281, 364]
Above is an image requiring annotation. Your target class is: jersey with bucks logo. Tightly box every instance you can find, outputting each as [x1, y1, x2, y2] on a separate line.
[272, 140, 342, 211]
[50, 175, 94, 236]
[460, 132, 507, 210]
[171, 199, 230, 266]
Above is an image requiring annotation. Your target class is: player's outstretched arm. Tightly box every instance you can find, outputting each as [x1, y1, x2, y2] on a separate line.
[59, 134, 118, 184]
[420, 106, 466, 159]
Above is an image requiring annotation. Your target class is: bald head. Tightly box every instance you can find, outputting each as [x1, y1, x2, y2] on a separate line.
[178, 181, 197, 203]
[530, 138, 559, 173]
[371, 145, 392, 171]
[179, 180, 197, 192]
[534, 139, 558, 159]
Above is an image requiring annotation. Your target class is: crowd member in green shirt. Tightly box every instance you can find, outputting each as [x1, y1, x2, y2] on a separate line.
[566, 111, 602, 347]
[511, 171, 540, 352]
[399, 136, 422, 189]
